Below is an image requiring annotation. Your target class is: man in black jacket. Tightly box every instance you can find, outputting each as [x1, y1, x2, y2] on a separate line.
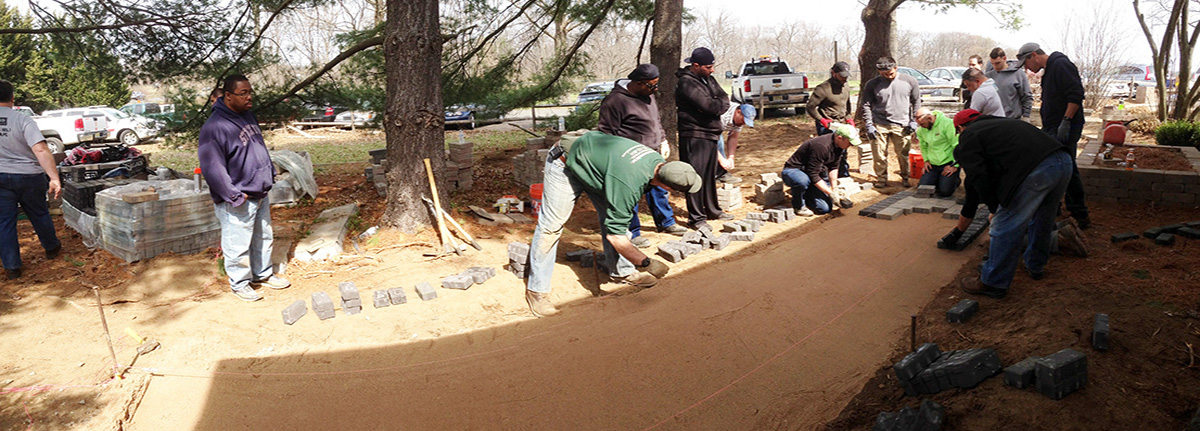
[675, 47, 732, 230]
[948, 110, 1074, 299]
[806, 61, 855, 178]
[1017, 42, 1090, 228]
[598, 64, 688, 248]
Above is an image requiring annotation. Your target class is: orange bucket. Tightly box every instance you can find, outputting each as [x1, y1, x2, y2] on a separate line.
[529, 184, 544, 218]
[908, 151, 924, 179]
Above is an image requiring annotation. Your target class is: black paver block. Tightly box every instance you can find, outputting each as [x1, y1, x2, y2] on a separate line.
[946, 299, 979, 323]
[1188, 407, 1200, 431]
[387, 287, 407, 305]
[338, 281, 359, 300]
[282, 300, 307, 325]
[894, 343, 941, 381]
[1035, 348, 1088, 400]
[1186, 220, 1200, 228]
[1162, 223, 1185, 233]
[1004, 357, 1040, 389]
[442, 274, 474, 290]
[565, 249, 590, 261]
[372, 290, 390, 308]
[1156, 233, 1176, 246]
[1093, 313, 1110, 351]
[311, 292, 336, 320]
[1111, 232, 1140, 243]
[913, 399, 945, 431]
[1179, 227, 1200, 239]
[415, 282, 437, 301]
[873, 411, 899, 431]
[1144, 226, 1165, 239]
[579, 251, 596, 268]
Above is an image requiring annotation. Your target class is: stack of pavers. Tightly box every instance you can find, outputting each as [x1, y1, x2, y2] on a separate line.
[749, 208, 795, 224]
[442, 266, 496, 290]
[311, 292, 336, 320]
[1110, 220, 1200, 246]
[717, 183, 743, 211]
[893, 343, 1002, 396]
[93, 179, 221, 262]
[1004, 348, 1088, 399]
[754, 173, 786, 207]
[872, 399, 944, 431]
[721, 218, 760, 242]
[513, 136, 552, 187]
[62, 177, 140, 216]
[365, 148, 388, 197]
[444, 141, 475, 192]
[338, 281, 362, 315]
[508, 242, 531, 278]
[656, 230, 717, 263]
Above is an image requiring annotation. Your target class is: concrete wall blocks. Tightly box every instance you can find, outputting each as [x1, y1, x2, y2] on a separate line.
[1093, 313, 1110, 351]
[282, 300, 307, 325]
[442, 274, 474, 290]
[311, 292, 336, 320]
[946, 299, 980, 323]
[1035, 348, 1088, 400]
[387, 287, 407, 305]
[372, 290, 391, 308]
[508, 242, 531, 263]
[338, 282, 360, 300]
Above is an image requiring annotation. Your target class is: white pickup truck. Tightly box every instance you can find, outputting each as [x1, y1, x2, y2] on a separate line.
[726, 56, 811, 112]
[20, 108, 109, 153]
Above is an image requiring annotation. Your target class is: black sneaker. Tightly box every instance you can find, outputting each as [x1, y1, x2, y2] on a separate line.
[45, 246, 61, 260]
[960, 277, 1007, 299]
[1074, 216, 1091, 229]
[6, 268, 21, 280]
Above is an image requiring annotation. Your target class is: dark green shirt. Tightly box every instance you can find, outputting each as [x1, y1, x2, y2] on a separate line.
[566, 131, 664, 235]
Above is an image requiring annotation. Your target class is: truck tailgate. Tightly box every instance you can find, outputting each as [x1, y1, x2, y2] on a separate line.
[80, 113, 107, 133]
[747, 74, 807, 93]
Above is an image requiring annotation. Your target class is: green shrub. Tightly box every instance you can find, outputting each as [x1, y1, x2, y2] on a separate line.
[1154, 120, 1200, 149]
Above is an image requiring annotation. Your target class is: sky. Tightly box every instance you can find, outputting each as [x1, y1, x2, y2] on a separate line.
[684, 0, 1157, 66]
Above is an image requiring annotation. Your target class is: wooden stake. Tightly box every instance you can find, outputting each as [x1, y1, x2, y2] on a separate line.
[93, 287, 121, 379]
[423, 158, 458, 255]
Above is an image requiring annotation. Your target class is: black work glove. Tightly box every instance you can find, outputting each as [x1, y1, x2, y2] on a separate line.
[938, 228, 965, 248]
[838, 197, 854, 209]
[1056, 120, 1071, 143]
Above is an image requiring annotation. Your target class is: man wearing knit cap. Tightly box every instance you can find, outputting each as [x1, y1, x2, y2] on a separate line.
[780, 124, 858, 216]
[675, 47, 732, 231]
[948, 110, 1074, 299]
[806, 61, 856, 178]
[525, 131, 702, 317]
[598, 63, 688, 249]
[1016, 42, 1090, 228]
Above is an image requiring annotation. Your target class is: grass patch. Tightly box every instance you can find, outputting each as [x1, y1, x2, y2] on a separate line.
[445, 129, 529, 151]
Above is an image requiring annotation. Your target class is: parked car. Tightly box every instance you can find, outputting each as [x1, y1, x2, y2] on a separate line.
[13, 106, 35, 117]
[32, 108, 109, 153]
[1108, 64, 1156, 98]
[82, 106, 160, 146]
[444, 105, 477, 129]
[727, 56, 810, 111]
[926, 67, 967, 84]
[577, 81, 615, 104]
[301, 105, 346, 122]
[898, 67, 953, 98]
[335, 111, 376, 124]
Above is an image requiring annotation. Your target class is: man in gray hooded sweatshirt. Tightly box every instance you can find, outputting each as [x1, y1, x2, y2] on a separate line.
[199, 74, 290, 302]
[985, 47, 1033, 120]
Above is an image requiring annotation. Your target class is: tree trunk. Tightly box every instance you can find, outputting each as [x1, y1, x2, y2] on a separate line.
[856, 0, 899, 121]
[382, 0, 443, 233]
[650, 0, 681, 155]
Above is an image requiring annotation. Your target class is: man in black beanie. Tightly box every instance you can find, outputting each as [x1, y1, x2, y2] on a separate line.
[675, 47, 732, 231]
[598, 64, 688, 248]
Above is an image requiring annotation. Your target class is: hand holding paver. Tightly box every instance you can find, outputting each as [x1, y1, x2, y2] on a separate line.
[641, 258, 669, 278]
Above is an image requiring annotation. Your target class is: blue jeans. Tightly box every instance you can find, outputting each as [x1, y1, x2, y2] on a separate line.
[780, 168, 832, 214]
[214, 196, 275, 290]
[1043, 121, 1089, 220]
[629, 185, 677, 238]
[917, 162, 961, 197]
[528, 153, 634, 294]
[0, 173, 60, 270]
[981, 151, 1072, 289]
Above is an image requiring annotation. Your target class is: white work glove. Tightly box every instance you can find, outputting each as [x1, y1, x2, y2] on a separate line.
[660, 140, 671, 158]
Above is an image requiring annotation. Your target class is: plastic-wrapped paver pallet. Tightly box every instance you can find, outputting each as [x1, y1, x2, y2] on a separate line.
[95, 179, 221, 262]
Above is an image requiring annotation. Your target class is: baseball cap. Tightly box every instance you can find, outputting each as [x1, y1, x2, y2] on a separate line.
[833, 124, 861, 146]
[628, 63, 659, 81]
[832, 61, 851, 78]
[657, 161, 703, 194]
[739, 104, 756, 128]
[953, 109, 982, 128]
[684, 47, 715, 66]
[1015, 42, 1040, 68]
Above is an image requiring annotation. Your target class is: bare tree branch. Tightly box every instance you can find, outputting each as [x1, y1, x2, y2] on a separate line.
[258, 35, 385, 111]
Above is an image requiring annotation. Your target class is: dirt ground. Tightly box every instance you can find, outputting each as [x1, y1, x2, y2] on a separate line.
[1, 114, 1197, 430]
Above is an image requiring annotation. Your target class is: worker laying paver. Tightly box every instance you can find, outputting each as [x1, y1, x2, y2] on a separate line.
[780, 124, 858, 216]
[525, 131, 702, 317]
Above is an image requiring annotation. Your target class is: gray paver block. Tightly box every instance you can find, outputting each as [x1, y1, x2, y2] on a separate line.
[1162, 223, 1185, 233]
[683, 242, 703, 256]
[946, 299, 979, 323]
[507, 242, 531, 263]
[338, 281, 359, 300]
[711, 234, 731, 250]
[387, 287, 407, 305]
[415, 282, 437, 301]
[372, 290, 390, 308]
[916, 184, 936, 197]
[876, 207, 905, 220]
[464, 266, 496, 284]
[282, 300, 307, 325]
[658, 244, 684, 262]
[311, 292, 336, 320]
[1178, 227, 1200, 239]
[745, 219, 763, 232]
[1092, 313, 1110, 351]
[1035, 348, 1088, 400]
[442, 274, 474, 290]
[1156, 233, 1176, 246]
[1111, 232, 1140, 243]
[1143, 226, 1165, 239]
[1004, 357, 1040, 389]
[942, 204, 963, 219]
[729, 231, 754, 241]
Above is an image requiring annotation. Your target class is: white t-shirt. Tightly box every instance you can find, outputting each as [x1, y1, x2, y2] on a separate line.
[0, 106, 47, 174]
[720, 104, 742, 133]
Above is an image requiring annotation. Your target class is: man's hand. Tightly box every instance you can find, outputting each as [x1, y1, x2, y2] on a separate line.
[911, 134, 920, 146]
[939, 227, 964, 246]
[1056, 120, 1071, 143]
[819, 118, 832, 129]
[48, 179, 62, 200]
[903, 124, 916, 135]
[866, 124, 877, 137]
[718, 154, 734, 170]
[923, 161, 933, 174]
[942, 165, 958, 177]
[660, 140, 671, 158]
[639, 258, 669, 278]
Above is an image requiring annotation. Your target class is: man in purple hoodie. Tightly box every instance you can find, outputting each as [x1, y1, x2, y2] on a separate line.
[199, 74, 290, 301]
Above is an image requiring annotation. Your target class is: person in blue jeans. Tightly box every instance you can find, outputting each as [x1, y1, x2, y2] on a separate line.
[525, 131, 700, 317]
[780, 124, 858, 216]
[0, 80, 62, 279]
[948, 110, 1075, 299]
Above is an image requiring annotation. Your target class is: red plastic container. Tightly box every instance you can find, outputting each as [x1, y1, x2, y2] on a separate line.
[908, 151, 924, 179]
[529, 183, 544, 218]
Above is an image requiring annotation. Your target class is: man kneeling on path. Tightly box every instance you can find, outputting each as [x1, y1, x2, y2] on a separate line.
[912, 108, 960, 197]
[780, 124, 858, 216]
[525, 131, 702, 317]
[948, 110, 1074, 299]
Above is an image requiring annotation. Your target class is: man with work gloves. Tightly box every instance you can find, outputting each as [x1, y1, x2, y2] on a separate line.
[524, 131, 703, 318]
[780, 124, 858, 216]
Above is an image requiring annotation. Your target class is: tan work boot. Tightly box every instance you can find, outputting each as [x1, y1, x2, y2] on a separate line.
[525, 289, 559, 317]
[611, 271, 658, 288]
